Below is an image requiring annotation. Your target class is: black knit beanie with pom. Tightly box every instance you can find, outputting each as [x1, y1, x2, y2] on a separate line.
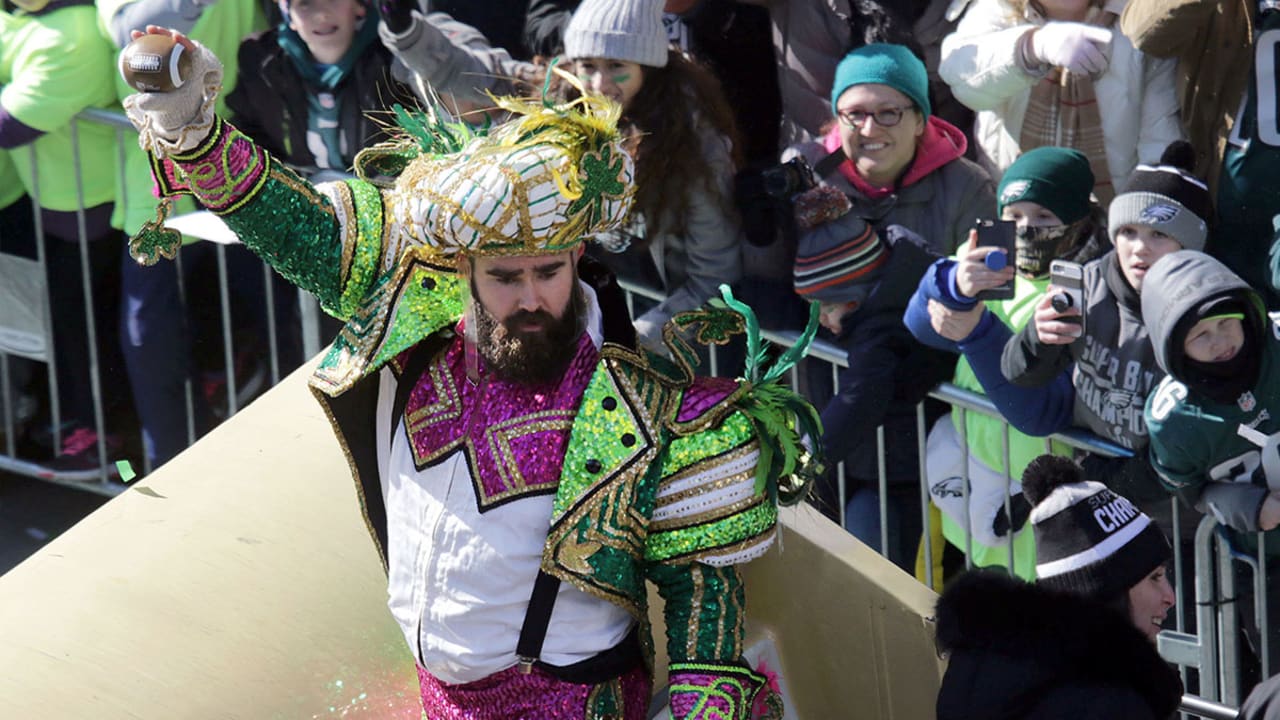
[1023, 455, 1171, 602]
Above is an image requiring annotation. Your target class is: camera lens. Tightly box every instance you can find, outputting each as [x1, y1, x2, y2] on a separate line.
[1050, 292, 1074, 313]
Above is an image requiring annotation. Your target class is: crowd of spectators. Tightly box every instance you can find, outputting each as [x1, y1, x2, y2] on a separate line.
[4, 0, 1280, 705]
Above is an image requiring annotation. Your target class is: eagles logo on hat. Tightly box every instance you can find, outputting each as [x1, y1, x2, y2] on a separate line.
[1139, 205, 1179, 224]
[999, 180, 1032, 206]
[1108, 141, 1211, 252]
[994, 147, 1094, 225]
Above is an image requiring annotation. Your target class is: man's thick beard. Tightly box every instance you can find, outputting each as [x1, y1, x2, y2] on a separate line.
[473, 283, 586, 385]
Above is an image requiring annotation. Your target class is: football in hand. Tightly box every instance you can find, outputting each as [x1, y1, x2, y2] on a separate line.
[119, 33, 192, 93]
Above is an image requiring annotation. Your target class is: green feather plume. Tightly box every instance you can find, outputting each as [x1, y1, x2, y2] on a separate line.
[711, 286, 826, 505]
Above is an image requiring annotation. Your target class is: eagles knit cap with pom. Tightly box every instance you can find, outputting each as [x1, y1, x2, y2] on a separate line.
[1022, 455, 1171, 602]
[1109, 140, 1211, 251]
[831, 43, 931, 118]
[564, 0, 670, 68]
[792, 212, 888, 302]
[997, 147, 1094, 225]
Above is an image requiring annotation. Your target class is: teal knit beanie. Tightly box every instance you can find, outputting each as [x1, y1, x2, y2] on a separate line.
[831, 43, 930, 118]
[997, 147, 1094, 225]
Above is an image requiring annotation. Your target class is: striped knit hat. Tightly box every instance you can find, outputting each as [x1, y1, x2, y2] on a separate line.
[793, 212, 889, 303]
[1023, 455, 1171, 601]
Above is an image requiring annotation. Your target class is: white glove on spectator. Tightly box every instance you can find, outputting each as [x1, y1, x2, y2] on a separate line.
[122, 35, 223, 156]
[1029, 22, 1112, 76]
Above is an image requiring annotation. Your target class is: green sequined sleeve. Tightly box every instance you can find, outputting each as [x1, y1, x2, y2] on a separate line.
[649, 562, 745, 663]
[166, 117, 386, 319]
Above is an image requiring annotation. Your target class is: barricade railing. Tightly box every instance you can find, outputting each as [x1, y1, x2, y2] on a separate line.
[0, 108, 1257, 707]
[1181, 693, 1240, 720]
[615, 279, 1252, 707]
[0, 108, 321, 495]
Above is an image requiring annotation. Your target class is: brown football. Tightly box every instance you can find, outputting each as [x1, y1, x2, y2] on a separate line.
[119, 33, 192, 93]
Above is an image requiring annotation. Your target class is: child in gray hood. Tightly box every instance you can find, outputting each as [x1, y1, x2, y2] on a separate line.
[1142, 250, 1276, 536]
[1142, 248, 1280, 674]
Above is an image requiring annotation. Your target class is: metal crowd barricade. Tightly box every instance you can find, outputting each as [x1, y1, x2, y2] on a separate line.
[1181, 693, 1240, 720]
[614, 279, 1261, 707]
[5, 107, 1263, 707]
[0, 108, 323, 493]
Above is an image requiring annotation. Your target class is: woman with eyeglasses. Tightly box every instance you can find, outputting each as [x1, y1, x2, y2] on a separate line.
[938, 0, 1183, 205]
[770, 42, 991, 556]
[783, 43, 995, 259]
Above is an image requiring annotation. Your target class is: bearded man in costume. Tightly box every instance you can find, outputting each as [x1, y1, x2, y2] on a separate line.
[119, 27, 821, 720]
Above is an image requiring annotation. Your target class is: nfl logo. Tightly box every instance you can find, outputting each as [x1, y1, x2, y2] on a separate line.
[1240, 391, 1257, 412]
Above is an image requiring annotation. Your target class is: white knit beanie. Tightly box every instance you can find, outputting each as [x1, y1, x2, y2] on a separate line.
[563, 0, 670, 68]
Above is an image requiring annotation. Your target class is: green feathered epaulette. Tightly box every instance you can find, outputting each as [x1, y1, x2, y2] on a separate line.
[667, 286, 826, 506]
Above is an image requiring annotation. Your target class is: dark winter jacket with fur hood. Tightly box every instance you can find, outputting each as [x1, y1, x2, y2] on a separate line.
[935, 571, 1182, 720]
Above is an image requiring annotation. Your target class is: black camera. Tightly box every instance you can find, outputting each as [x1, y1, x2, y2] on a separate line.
[760, 156, 817, 199]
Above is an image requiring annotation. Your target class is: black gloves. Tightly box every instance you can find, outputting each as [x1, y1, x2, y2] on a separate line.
[377, 0, 414, 34]
[992, 492, 1032, 537]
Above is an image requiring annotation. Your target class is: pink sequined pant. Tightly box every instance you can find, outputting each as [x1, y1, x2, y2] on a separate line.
[416, 663, 652, 719]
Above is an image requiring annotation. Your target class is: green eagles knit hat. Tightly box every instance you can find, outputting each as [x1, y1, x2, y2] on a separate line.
[831, 43, 930, 118]
[997, 147, 1095, 225]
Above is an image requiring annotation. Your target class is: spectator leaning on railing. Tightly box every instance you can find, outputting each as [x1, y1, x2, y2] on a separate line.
[1, 0, 131, 477]
[1142, 250, 1280, 672]
[903, 146, 1106, 580]
[1002, 142, 1213, 529]
[790, 203, 955, 570]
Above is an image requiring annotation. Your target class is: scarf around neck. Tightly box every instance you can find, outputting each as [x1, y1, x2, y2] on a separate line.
[277, 14, 379, 91]
[1019, 7, 1117, 206]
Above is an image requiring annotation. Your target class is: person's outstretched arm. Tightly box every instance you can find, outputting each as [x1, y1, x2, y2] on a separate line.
[377, 0, 540, 111]
[121, 30, 391, 320]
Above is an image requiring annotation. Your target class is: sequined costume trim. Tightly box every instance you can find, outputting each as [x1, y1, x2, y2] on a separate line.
[646, 502, 776, 567]
[415, 661, 651, 719]
[667, 662, 773, 720]
[671, 376, 744, 429]
[402, 333, 599, 511]
[544, 358, 659, 617]
[169, 117, 270, 215]
[312, 251, 465, 396]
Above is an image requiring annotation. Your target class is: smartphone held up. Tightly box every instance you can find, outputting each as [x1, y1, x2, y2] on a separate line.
[973, 219, 1016, 301]
[1049, 259, 1085, 338]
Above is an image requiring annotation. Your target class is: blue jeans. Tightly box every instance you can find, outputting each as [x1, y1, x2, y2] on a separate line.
[844, 481, 922, 573]
[120, 242, 300, 466]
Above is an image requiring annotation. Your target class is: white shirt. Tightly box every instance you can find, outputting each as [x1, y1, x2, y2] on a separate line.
[373, 284, 633, 684]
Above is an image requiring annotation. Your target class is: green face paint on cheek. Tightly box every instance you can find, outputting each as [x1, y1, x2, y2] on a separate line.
[612, 73, 631, 85]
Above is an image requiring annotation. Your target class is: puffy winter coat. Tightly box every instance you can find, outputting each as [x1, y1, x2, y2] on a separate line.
[939, 0, 1183, 193]
[935, 570, 1183, 720]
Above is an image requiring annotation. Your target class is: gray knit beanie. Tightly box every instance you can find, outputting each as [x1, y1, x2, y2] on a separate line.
[564, 0, 670, 68]
[1108, 141, 1211, 252]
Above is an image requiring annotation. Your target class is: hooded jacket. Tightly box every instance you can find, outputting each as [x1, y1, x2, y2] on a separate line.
[819, 225, 957, 482]
[1142, 251, 1275, 533]
[785, 116, 996, 258]
[935, 570, 1183, 720]
[1002, 251, 1163, 454]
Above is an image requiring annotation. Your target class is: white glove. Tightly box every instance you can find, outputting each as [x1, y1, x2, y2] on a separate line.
[122, 34, 224, 156]
[1029, 22, 1112, 76]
